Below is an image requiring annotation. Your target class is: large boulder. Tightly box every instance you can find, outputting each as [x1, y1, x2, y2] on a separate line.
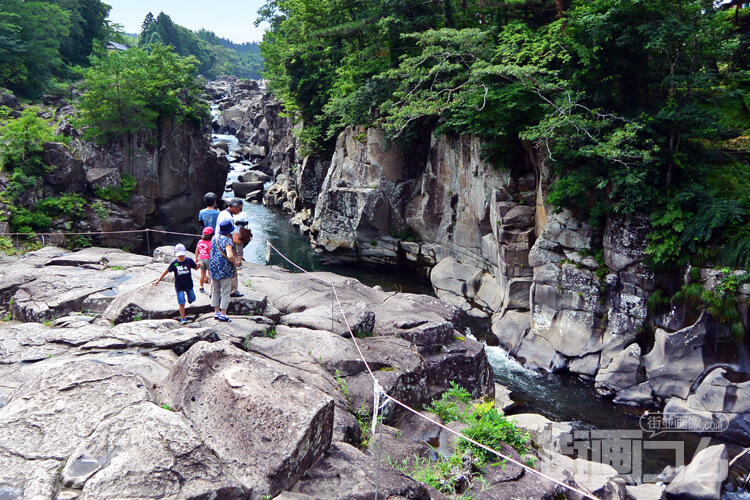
[243, 325, 430, 418]
[43, 142, 86, 192]
[665, 444, 727, 500]
[281, 300, 375, 337]
[594, 343, 644, 397]
[158, 341, 335, 498]
[663, 367, 750, 444]
[643, 318, 707, 400]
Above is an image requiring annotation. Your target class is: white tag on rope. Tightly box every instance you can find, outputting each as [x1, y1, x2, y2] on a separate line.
[371, 381, 383, 437]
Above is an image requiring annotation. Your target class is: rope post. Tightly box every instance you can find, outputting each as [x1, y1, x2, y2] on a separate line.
[374, 390, 384, 500]
[331, 284, 335, 333]
[146, 228, 151, 256]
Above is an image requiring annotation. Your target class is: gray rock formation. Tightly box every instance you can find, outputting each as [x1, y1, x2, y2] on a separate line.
[60, 402, 245, 498]
[66, 114, 229, 241]
[663, 367, 750, 443]
[159, 340, 335, 498]
[0, 244, 501, 498]
[665, 444, 727, 499]
[288, 442, 438, 499]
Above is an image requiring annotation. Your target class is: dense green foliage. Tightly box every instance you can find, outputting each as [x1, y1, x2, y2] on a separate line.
[259, 0, 750, 273]
[75, 44, 209, 143]
[140, 12, 263, 80]
[389, 383, 532, 495]
[94, 174, 137, 205]
[0, 108, 62, 232]
[0, 0, 114, 97]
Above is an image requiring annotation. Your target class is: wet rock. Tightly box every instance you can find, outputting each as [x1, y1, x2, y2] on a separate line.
[665, 444, 727, 500]
[643, 317, 707, 400]
[158, 341, 335, 498]
[232, 180, 264, 197]
[495, 382, 516, 413]
[60, 401, 245, 498]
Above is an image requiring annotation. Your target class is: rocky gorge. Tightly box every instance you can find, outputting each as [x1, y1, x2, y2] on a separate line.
[0, 75, 744, 498]
[208, 76, 750, 497]
[0, 87, 229, 251]
[0, 244, 660, 500]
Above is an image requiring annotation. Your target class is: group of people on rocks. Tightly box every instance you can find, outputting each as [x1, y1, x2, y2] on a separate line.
[153, 192, 253, 324]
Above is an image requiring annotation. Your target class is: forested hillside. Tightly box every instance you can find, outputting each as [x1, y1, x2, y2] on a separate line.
[0, 0, 113, 97]
[0, 2, 263, 100]
[140, 12, 263, 80]
[258, 0, 750, 273]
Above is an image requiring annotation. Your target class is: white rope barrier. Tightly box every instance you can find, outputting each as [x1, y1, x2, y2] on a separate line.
[4, 224, 601, 499]
[261, 243, 603, 500]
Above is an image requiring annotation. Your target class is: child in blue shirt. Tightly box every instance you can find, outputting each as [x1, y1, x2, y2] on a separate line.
[198, 192, 220, 231]
[153, 243, 202, 324]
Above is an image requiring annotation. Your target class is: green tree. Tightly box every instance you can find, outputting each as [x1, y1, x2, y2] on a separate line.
[0, 0, 69, 97]
[50, 0, 111, 66]
[75, 44, 208, 143]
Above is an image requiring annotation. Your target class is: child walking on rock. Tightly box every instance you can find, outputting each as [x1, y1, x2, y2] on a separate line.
[196, 226, 213, 292]
[153, 243, 202, 324]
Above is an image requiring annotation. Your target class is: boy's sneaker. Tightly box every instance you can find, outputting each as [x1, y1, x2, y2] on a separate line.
[230, 292, 244, 298]
[179, 318, 188, 325]
[216, 313, 231, 322]
[214, 311, 221, 319]
[199, 288, 205, 293]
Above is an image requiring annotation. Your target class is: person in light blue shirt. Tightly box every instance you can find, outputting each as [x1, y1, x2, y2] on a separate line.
[198, 192, 220, 231]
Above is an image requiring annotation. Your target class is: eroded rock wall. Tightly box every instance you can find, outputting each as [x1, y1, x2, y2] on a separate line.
[219, 89, 750, 431]
[71, 115, 228, 241]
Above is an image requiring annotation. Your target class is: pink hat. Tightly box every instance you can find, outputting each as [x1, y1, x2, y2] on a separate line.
[202, 226, 214, 236]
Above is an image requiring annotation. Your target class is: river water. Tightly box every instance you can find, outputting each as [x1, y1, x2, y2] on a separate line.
[211, 125, 750, 496]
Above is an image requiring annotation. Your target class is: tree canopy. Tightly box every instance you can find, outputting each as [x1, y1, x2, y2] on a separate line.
[258, 0, 750, 270]
[0, 0, 114, 97]
[139, 12, 263, 80]
[74, 44, 208, 144]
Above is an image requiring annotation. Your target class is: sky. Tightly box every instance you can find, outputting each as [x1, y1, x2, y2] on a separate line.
[105, 0, 269, 44]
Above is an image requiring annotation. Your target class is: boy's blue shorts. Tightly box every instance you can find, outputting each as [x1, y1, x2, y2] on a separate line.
[176, 289, 196, 305]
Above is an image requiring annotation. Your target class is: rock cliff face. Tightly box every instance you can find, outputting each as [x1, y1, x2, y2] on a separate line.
[207, 84, 750, 444]
[3, 87, 229, 251]
[69, 115, 229, 243]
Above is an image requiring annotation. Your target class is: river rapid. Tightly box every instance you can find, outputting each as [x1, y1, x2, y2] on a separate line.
[211, 119, 750, 498]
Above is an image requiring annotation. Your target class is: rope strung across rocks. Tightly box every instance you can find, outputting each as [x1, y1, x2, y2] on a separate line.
[0, 225, 602, 499]
[262, 243, 603, 500]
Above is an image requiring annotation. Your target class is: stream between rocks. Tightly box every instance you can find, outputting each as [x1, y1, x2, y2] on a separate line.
[212, 122, 750, 499]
